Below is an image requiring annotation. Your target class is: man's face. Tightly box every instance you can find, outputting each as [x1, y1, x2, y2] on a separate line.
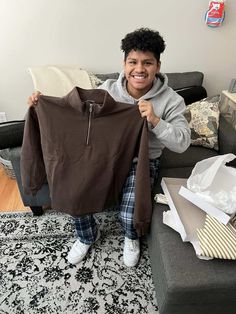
[123, 49, 160, 98]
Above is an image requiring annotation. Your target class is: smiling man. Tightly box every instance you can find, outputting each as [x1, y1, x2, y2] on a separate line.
[28, 28, 190, 268]
[68, 28, 190, 267]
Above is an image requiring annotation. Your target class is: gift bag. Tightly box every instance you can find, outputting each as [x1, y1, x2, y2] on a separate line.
[187, 154, 236, 215]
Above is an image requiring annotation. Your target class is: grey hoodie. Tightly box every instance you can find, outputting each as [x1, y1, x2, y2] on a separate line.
[99, 71, 191, 159]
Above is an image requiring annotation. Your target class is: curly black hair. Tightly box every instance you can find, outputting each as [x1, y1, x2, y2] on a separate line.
[121, 27, 166, 62]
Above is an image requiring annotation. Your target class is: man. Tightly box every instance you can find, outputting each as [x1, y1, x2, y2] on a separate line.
[28, 27, 190, 267]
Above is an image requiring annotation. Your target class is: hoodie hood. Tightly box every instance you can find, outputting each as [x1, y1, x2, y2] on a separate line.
[98, 70, 190, 159]
[99, 70, 169, 105]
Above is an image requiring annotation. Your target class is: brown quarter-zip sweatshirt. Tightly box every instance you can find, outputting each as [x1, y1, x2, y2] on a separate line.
[21, 87, 152, 236]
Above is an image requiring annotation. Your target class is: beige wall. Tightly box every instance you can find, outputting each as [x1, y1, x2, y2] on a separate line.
[1, 0, 235, 120]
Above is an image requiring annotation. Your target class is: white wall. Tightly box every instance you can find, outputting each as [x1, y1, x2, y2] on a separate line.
[1, 0, 235, 120]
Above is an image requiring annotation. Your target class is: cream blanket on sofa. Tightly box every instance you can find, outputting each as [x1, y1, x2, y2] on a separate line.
[28, 65, 101, 96]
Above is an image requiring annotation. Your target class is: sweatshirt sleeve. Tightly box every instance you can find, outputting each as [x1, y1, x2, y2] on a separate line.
[134, 119, 152, 236]
[20, 106, 47, 195]
[151, 92, 191, 153]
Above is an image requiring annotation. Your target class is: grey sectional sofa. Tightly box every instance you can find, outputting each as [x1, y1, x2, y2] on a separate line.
[7, 71, 236, 313]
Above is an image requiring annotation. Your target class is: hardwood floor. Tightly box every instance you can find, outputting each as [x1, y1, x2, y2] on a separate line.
[0, 164, 30, 213]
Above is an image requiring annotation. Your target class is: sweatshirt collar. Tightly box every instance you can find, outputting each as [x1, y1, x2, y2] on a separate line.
[64, 86, 117, 115]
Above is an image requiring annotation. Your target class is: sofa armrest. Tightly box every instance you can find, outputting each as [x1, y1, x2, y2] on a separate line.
[0, 120, 25, 150]
[8, 146, 51, 206]
[218, 115, 236, 167]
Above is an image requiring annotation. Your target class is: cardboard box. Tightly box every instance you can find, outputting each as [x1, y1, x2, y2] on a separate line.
[161, 177, 233, 260]
[179, 184, 231, 225]
[161, 177, 206, 242]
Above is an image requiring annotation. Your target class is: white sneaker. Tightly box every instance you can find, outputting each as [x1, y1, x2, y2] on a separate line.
[123, 237, 140, 267]
[67, 229, 100, 265]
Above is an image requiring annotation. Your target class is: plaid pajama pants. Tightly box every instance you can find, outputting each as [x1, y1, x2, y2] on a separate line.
[74, 158, 159, 244]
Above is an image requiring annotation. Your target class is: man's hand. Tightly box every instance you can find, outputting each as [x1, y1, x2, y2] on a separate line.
[27, 91, 42, 107]
[138, 100, 160, 128]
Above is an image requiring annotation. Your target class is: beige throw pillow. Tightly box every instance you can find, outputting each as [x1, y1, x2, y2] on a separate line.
[28, 65, 96, 96]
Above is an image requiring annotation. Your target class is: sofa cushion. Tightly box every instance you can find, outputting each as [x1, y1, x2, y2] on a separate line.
[160, 146, 218, 169]
[94, 72, 119, 85]
[166, 71, 204, 90]
[184, 95, 220, 150]
[177, 86, 207, 105]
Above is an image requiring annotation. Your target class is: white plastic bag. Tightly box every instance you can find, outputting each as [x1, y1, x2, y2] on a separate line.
[187, 154, 236, 215]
